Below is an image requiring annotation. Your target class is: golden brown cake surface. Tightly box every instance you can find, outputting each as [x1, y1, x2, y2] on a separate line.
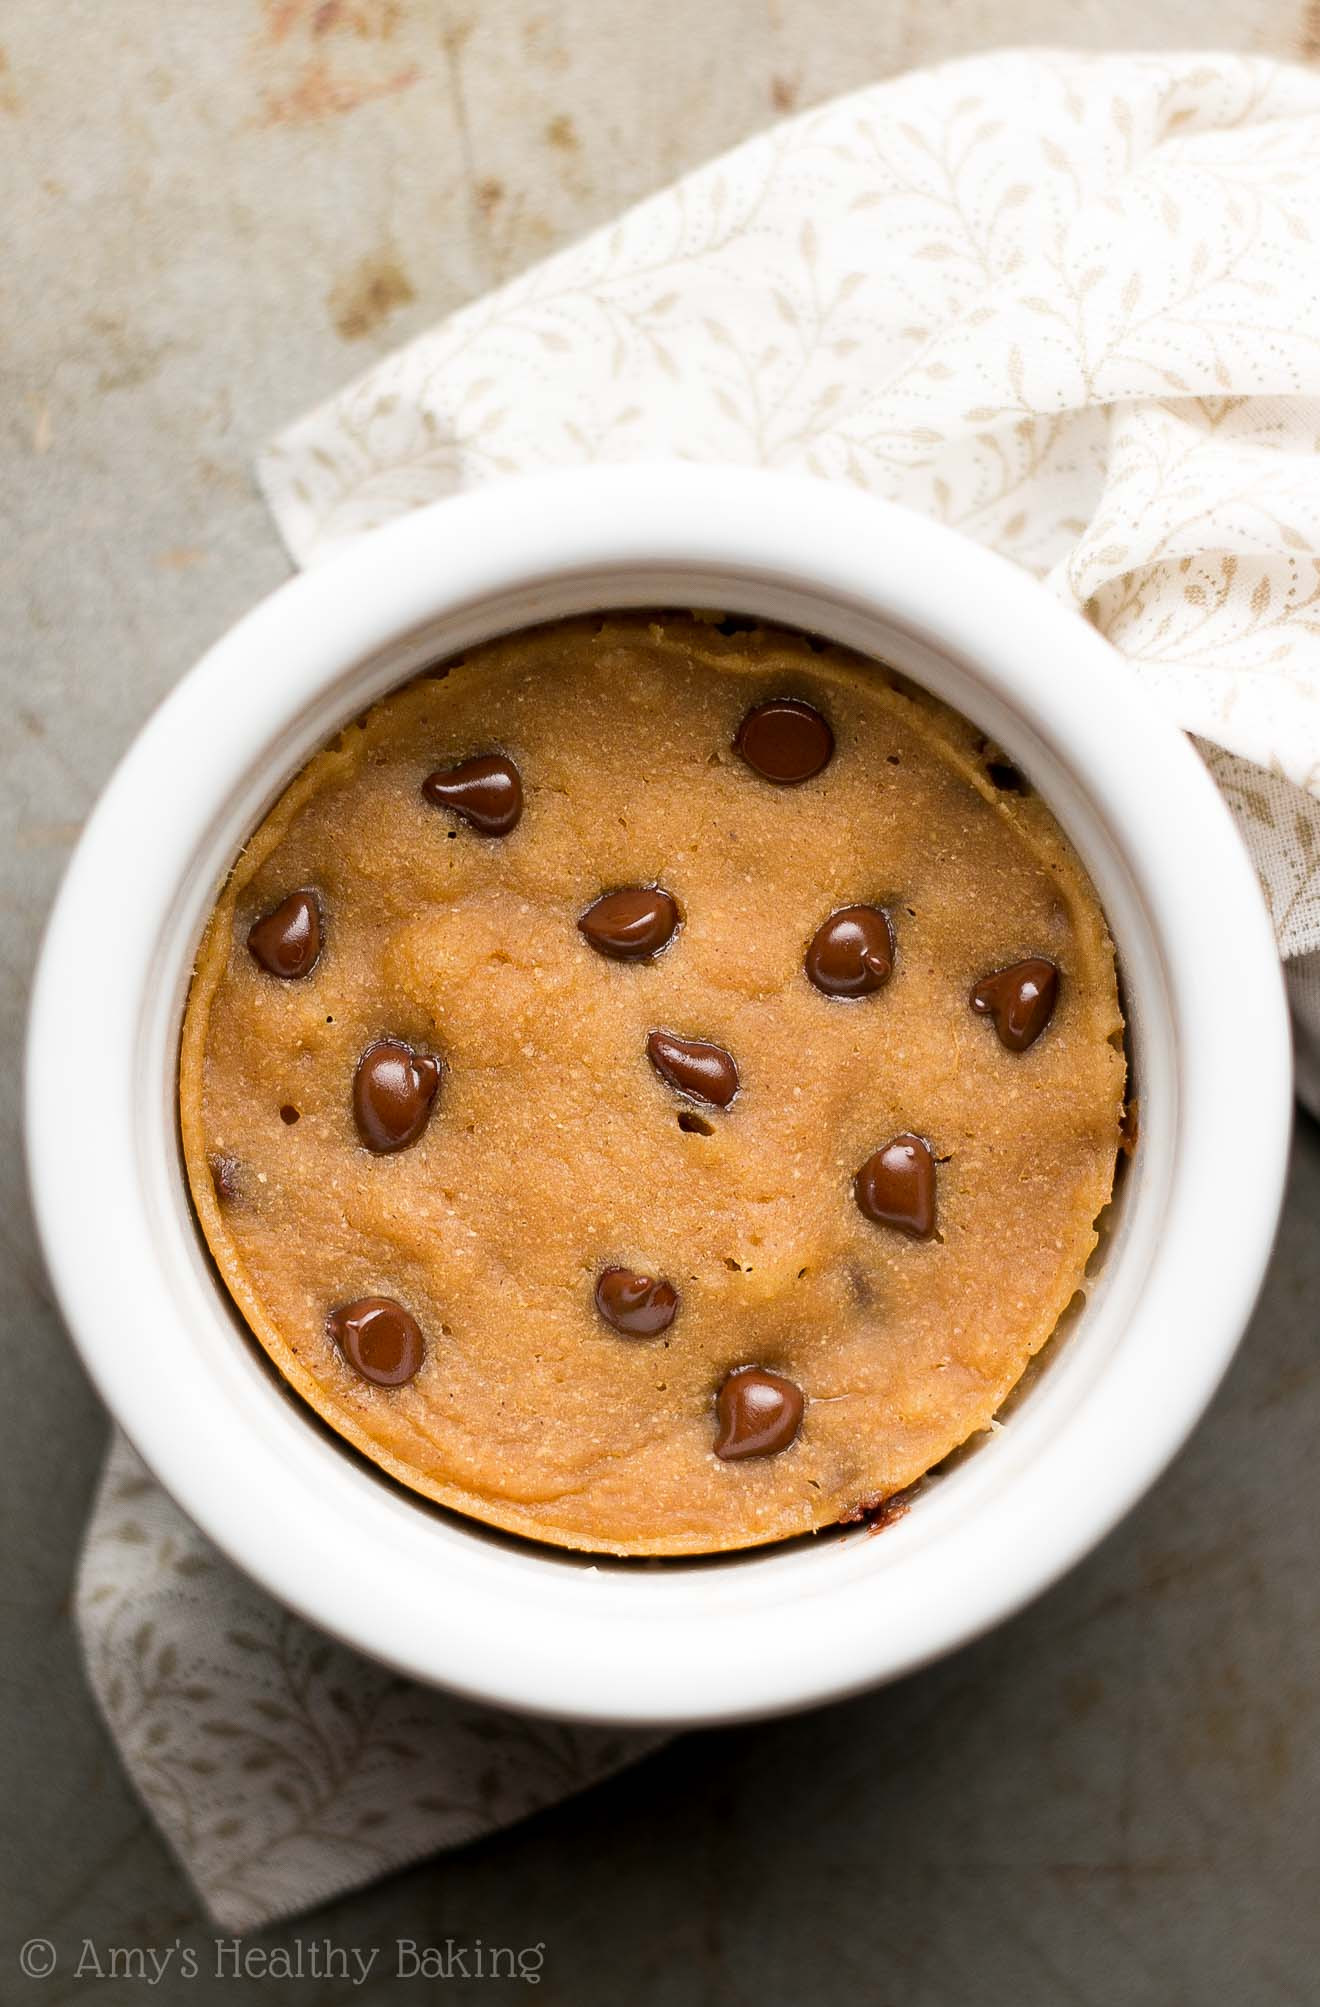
[180, 613, 1125, 1556]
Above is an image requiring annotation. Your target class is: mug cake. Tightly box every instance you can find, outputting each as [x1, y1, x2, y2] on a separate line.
[180, 612, 1125, 1556]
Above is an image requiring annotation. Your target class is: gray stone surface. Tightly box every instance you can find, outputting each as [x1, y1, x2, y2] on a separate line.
[3, 2, 1317, 2000]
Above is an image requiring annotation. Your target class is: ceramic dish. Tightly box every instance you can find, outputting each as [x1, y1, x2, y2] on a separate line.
[26, 465, 1291, 1725]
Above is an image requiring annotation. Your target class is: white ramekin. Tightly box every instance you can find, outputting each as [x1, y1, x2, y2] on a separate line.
[27, 466, 1291, 1727]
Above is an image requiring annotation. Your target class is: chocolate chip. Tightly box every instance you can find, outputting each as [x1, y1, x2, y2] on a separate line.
[986, 759, 1028, 793]
[578, 887, 680, 962]
[970, 958, 1059, 1051]
[854, 1133, 937, 1239]
[805, 905, 895, 998]
[734, 699, 834, 784]
[327, 1296, 425, 1387]
[353, 1039, 442, 1154]
[646, 1030, 739, 1108]
[714, 1367, 805, 1460]
[422, 753, 523, 836]
[247, 889, 322, 979]
[837, 1487, 913, 1530]
[209, 1154, 243, 1206]
[595, 1266, 679, 1337]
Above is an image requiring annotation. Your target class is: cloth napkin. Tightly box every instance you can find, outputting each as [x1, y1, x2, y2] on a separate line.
[78, 47, 1320, 1933]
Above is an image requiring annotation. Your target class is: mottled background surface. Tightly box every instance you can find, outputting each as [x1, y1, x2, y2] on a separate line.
[3, 3, 1318, 2000]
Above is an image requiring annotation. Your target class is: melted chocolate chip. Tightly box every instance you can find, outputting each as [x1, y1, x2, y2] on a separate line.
[734, 699, 834, 785]
[854, 1133, 937, 1239]
[986, 759, 1028, 793]
[247, 889, 322, 979]
[595, 1266, 679, 1337]
[328, 1296, 425, 1387]
[209, 1154, 243, 1206]
[714, 1366, 805, 1460]
[422, 753, 523, 836]
[805, 905, 895, 998]
[970, 958, 1059, 1052]
[837, 1487, 914, 1531]
[353, 1039, 442, 1154]
[578, 887, 680, 962]
[646, 1030, 739, 1108]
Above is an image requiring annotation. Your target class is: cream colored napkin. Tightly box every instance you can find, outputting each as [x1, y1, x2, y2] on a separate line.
[79, 47, 1320, 1933]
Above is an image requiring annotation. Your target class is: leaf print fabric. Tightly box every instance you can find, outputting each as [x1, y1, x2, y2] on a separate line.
[78, 1438, 662, 1930]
